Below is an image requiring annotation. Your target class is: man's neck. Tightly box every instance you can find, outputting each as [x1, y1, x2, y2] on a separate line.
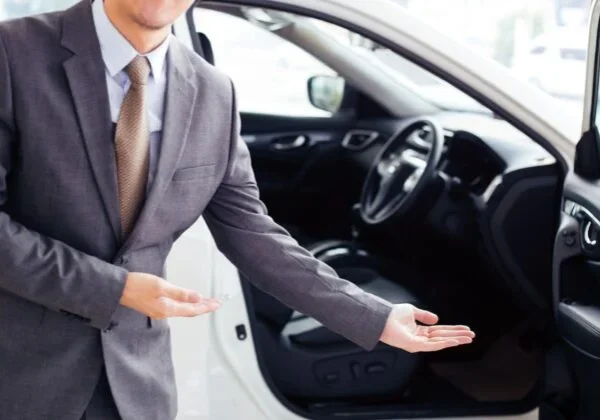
[103, 1, 170, 54]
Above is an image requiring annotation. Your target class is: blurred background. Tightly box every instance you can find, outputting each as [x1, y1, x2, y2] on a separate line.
[0, 0, 592, 122]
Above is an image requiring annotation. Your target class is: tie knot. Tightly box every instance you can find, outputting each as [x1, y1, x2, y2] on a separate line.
[126, 55, 151, 85]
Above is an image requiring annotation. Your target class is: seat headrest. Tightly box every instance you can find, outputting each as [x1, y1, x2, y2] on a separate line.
[197, 32, 215, 66]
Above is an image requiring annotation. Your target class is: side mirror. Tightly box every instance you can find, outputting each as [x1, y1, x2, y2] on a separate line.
[307, 75, 346, 114]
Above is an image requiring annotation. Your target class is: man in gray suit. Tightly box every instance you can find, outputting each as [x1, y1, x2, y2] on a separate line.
[0, 1, 474, 418]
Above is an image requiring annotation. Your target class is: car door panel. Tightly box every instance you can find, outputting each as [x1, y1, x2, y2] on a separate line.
[240, 113, 360, 239]
[554, 191, 600, 356]
[241, 128, 339, 191]
[549, 171, 600, 420]
[548, 2, 600, 417]
[557, 302, 600, 358]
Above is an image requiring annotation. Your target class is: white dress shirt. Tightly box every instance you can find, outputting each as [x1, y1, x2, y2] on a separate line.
[91, 0, 171, 189]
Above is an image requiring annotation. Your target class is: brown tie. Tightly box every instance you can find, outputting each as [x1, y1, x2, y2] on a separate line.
[115, 55, 151, 238]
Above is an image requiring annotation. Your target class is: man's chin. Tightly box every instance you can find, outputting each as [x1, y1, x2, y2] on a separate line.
[134, 15, 173, 32]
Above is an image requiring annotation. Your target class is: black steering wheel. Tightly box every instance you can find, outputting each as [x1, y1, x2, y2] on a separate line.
[360, 117, 444, 225]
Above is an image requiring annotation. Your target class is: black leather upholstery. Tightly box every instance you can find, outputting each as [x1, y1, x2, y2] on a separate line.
[252, 239, 421, 399]
[557, 302, 600, 358]
[284, 276, 417, 347]
[196, 33, 215, 65]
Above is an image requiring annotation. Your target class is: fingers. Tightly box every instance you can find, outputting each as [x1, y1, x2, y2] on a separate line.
[428, 336, 473, 345]
[159, 297, 221, 318]
[161, 283, 202, 303]
[411, 306, 439, 325]
[175, 301, 221, 318]
[427, 327, 476, 339]
[427, 325, 471, 331]
[418, 339, 460, 352]
[157, 281, 221, 318]
[413, 335, 473, 352]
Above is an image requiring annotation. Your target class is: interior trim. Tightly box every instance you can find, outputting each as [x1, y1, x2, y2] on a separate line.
[341, 129, 379, 151]
[489, 175, 557, 310]
[557, 302, 600, 360]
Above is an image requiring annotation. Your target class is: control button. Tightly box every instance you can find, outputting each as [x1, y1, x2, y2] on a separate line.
[562, 230, 576, 247]
[324, 373, 339, 383]
[365, 363, 386, 375]
[350, 362, 361, 379]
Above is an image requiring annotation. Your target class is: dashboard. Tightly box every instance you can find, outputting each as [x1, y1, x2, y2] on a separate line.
[345, 112, 561, 310]
[241, 109, 562, 311]
[441, 131, 506, 195]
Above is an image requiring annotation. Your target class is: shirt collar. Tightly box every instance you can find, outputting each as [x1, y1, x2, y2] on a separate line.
[91, 0, 171, 79]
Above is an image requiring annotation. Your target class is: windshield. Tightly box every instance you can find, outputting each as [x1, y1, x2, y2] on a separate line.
[303, 17, 491, 114]
[404, 1, 587, 119]
[354, 45, 495, 115]
[394, 0, 590, 121]
[306, 0, 588, 119]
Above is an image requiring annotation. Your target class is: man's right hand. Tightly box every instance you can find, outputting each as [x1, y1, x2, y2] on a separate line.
[120, 272, 221, 319]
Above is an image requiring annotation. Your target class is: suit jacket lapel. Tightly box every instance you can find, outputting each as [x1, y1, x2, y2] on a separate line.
[61, 1, 121, 243]
[116, 41, 198, 257]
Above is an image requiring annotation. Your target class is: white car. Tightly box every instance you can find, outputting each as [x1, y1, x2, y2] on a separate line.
[512, 29, 588, 99]
[5, 0, 600, 419]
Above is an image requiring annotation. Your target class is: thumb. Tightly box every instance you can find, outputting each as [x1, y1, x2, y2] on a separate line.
[412, 306, 439, 325]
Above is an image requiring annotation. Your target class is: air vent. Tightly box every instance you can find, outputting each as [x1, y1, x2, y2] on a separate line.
[407, 126, 454, 150]
[341, 130, 379, 151]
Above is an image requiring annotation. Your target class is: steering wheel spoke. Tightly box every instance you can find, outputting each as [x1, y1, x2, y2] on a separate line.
[399, 149, 427, 170]
[367, 174, 394, 216]
[402, 166, 425, 194]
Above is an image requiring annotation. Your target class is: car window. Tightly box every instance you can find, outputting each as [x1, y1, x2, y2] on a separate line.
[194, 7, 494, 117]
[395, 0, 590, 124]
[193, 8, 336, 117]
[0, 0, 77, 20]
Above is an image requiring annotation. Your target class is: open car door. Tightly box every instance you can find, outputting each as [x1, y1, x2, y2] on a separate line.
[550, 1, 600, 419]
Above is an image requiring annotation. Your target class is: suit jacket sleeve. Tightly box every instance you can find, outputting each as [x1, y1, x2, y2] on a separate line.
[0, 34, 127, 331]
[203, 80, 393, 351]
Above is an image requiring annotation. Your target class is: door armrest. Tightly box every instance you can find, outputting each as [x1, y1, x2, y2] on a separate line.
[557, 302, 600, 359]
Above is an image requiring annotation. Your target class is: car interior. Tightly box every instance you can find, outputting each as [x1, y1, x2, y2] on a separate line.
[190, 4, 577, 419]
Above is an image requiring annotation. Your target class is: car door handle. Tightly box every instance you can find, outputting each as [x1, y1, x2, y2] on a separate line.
[271, 135, 308, 151]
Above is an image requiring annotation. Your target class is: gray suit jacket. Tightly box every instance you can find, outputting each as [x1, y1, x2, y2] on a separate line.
[0, 1, 392, 419]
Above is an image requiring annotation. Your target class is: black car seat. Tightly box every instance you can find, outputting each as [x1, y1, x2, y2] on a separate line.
[250, 240, 422, 399]
[196, 32, 215, 65]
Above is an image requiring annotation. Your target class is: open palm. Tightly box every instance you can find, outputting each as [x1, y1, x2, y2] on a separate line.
[380, 304, 475, 352]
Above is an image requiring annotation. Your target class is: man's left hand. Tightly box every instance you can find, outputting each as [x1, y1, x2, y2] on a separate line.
[380, 304, 475, 352]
